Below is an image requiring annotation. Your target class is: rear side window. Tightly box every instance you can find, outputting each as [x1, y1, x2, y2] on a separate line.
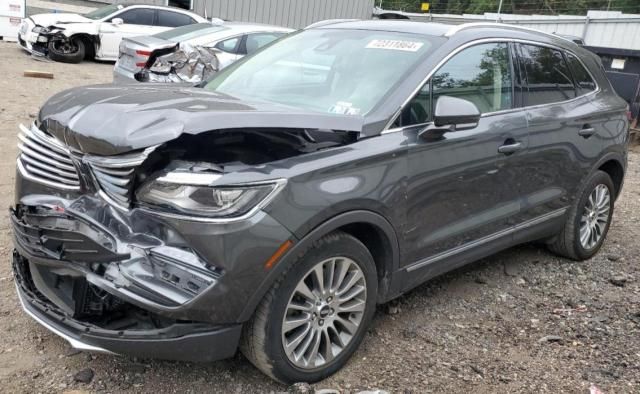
[114, 9, 154, 25]
[432, 42, 513, 114]
[565, 53, 597, 95]
[215, 37, 241, 54]
[518, 44, 576, 106]
[156, 10, 194, 27]
[241, 33, 285, 55]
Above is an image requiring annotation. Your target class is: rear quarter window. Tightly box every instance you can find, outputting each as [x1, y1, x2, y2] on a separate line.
[518, 44, 576, 106]
[565, 53, 597, 96]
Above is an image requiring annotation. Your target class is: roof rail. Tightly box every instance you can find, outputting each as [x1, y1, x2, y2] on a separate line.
[305, 19, 358, 29]
[444, 22, 560, 39]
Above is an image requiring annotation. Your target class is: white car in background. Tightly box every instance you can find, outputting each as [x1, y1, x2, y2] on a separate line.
[18, 4, 206, 63]
[113, 21, 293, 83]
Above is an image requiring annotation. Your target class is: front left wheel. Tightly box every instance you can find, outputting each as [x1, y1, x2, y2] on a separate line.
[240, 231, 378, 384]
[47, 36, 85, 63]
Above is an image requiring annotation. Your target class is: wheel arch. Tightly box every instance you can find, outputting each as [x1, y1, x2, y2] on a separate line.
[238, 210, 400, 322]
[68, 33, 97, 60]
[592, 152, 626, 199]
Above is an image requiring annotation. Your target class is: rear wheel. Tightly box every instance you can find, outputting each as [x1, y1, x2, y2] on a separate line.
[48, 36, 85, 63]
[548, 170, 615, 260]
[240, 231, 377, 383]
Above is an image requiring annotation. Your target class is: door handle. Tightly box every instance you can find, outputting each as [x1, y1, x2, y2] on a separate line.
[498, 140, 522, 155]
[578, 126, 596, 138]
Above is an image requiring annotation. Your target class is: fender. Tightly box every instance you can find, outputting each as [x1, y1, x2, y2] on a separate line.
[589, 150, 627, 198]
[237, 210, 401, 322]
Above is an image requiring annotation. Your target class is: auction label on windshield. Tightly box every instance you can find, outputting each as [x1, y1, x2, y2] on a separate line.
[366, 39, 424, 52]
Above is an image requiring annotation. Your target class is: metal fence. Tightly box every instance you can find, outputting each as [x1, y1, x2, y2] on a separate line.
[94, 0, 375, 29]
[374, 9, 640, 51]
[193, 0, 373, 28]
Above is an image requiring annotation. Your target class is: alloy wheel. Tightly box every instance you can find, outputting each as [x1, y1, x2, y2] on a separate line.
[579, 184, 611, 250]
[281, 257, 367, 369]
[51, 40, 78, 55]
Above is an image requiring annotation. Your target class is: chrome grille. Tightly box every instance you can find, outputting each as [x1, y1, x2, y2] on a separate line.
[17, 123, 80, 190]
[85, 147, 156, 207]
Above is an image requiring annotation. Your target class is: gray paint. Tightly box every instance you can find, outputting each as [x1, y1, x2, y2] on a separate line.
[11, 21, 629, 363]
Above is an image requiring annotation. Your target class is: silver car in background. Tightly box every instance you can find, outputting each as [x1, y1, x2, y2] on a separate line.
[113, 21, 292, 83]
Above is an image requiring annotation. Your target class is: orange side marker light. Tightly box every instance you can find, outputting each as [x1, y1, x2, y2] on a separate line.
[265, 240, 293, 270]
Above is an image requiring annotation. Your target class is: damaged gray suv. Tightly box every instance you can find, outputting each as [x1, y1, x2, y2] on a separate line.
[11, 21, 629, 383]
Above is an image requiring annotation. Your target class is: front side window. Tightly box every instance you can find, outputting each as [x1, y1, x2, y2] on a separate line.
[114, 9, 154, 25]
[518, 44, 576, 106]
[565, 53, 597, 96]
[156, 10, 194, 28]
[395, 42, 513, 128]
[84, 5, 122, 20]
[433, 42, 513, 114]
[205, 29, 438, 115]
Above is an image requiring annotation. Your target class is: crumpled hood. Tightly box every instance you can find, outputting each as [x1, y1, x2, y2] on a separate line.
[30, 13, 92, 27]
[39, 84, 364, 156]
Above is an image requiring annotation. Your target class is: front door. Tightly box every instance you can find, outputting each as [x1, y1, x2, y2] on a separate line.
[98, 8, 162, 59]
[401, 42, 529, 273]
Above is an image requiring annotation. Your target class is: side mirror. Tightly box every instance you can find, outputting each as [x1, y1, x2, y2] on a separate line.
[434, 96, 481, 129]
[419, 96, 481, 139]
[111, 18, 124, 26]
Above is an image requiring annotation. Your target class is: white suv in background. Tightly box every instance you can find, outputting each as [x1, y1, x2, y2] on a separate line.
[18, 4, 206, 63]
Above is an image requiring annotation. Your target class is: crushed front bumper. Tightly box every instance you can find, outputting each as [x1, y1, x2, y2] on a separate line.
[14, 252, 241, 361]
[12, 169, 294, 360]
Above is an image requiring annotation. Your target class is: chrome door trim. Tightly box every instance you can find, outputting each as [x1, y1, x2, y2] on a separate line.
[383, 37, 600, 133]
[405, 207, 567, 272]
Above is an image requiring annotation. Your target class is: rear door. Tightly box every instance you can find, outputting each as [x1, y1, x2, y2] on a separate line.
[402, 42, 528, 274]
[514, 43, 602, 224]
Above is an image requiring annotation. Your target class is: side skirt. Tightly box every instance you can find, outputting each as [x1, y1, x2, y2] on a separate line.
[387, 208, 567, 299]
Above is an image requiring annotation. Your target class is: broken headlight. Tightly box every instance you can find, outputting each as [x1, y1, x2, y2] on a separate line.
[136, 171, 286, 219]
[32, 26, 49, 34]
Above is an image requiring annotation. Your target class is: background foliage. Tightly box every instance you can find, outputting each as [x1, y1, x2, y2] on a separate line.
[378, 0, 640, 15]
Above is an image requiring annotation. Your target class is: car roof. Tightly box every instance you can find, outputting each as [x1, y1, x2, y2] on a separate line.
[221, 21, 293, 33]
[313, 20, 453, 36]
[311, 20, 577, 46]
[152, 21, 292, 45]
[120, 4, 206, 17]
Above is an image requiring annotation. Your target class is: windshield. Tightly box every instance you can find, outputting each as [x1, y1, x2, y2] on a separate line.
[205, 29, 435, 115]
[154, 23, 228, 42]
[84, 5, 122, 20]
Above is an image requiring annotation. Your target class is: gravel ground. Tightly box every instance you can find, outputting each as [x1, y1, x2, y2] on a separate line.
[0, 42, 639, 393]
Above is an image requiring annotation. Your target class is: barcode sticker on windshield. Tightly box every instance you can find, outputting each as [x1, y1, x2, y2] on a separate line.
[366, 39, 424, 52]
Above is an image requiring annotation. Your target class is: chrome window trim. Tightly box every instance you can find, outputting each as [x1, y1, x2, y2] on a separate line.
[383, 37, 600, 133]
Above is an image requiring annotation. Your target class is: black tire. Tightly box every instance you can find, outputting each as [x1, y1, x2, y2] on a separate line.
[548, 170, 615, 260]
[240, 231, 378, 384]
[47, 36, 85, 64]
